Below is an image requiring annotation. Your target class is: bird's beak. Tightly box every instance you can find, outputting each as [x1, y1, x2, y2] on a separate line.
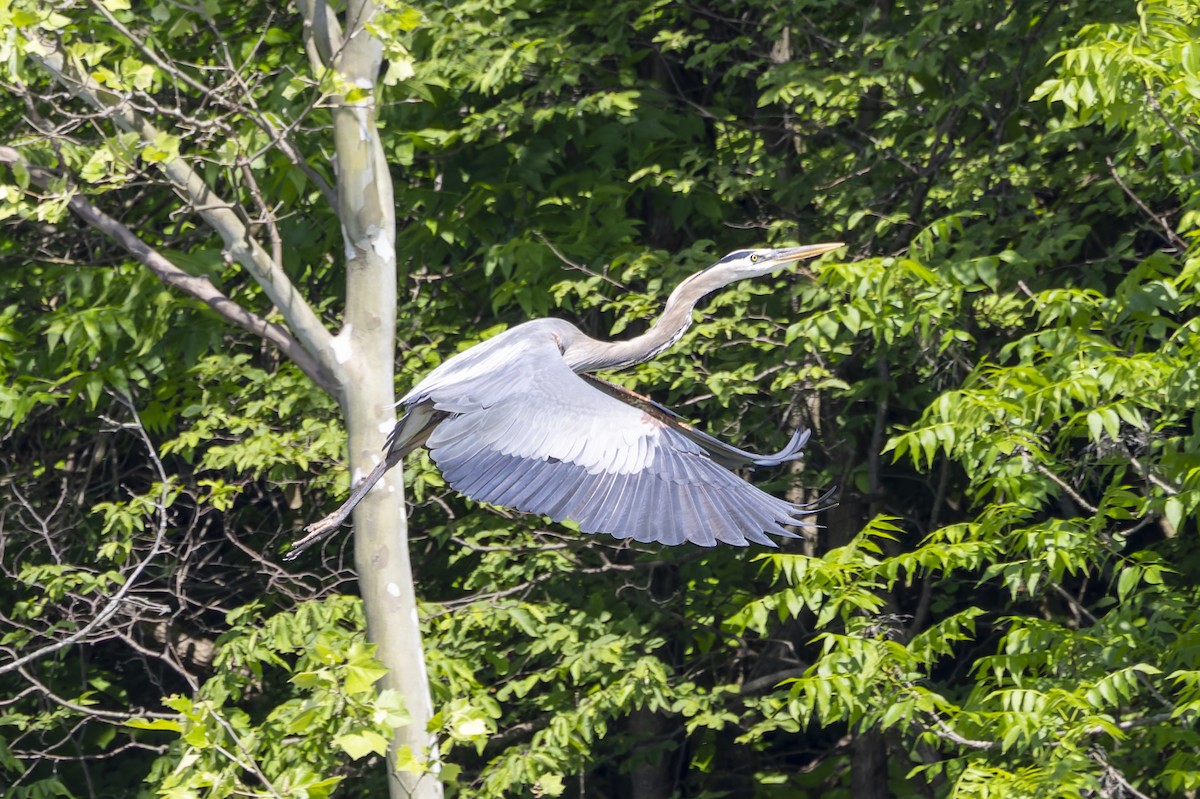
[772, 242, 845, 263]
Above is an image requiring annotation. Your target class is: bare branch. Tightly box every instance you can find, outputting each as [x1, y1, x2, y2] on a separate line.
[13, 739, 167, 762]
[0, 402, 170, 677]
[920, 712, 996, 751]
[534, 230, 629, 290]
[1033, 462, 1100, 515]
[739, 667, 808, 695]
[1129, 456, 1180, 496]
[899, 680, 997, 751]
[0, 146, 338, 395]
[1047, 582, 1179, 713]
[1085, 712, 1175, 736]
[27, 42, 347, 400]
[18, 665, 177, 723]
[1091, 748, 1154, 799]
[486, 717, 551, 752]
[295, 0, 347, 72]
[210, 712, 289, 799]
[1142, 80, 1200, 159]
[238, 158, 285, 269]
[1105, 156, 1189, 253]
[85, 0, 339, 209]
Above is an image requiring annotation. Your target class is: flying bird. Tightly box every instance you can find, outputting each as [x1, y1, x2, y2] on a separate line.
[286, 243, 842, 559]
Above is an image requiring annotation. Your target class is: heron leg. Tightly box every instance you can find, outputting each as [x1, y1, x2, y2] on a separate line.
[284, 404, 442, 561]
[283, 450, 402, 560]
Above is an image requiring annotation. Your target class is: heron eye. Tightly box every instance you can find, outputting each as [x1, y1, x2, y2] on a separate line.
[750, 254, 760, 262]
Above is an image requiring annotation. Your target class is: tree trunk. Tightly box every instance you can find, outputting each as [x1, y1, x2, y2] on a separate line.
[333, 3, 441, 797]
[851, 731, 890, 799]
[628, 708, 673, 799]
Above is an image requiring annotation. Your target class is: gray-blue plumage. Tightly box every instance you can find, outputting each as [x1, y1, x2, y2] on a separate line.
[401, 321, 815, 546]
[290, 244, 842, 558]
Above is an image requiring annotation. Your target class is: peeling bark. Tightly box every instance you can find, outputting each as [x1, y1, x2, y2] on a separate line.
[326, 2, 441, 797]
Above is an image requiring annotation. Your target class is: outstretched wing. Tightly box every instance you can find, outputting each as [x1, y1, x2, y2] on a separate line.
[579, 374, 811, 470]
[411, 325, 819, 547]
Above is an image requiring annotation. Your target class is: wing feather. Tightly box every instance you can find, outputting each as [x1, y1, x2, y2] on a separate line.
[449, 449, 505, 499]
[686, 490, 720, 547]
[660, 482, 688, 546]
[499, 458, 544, 509]
[431, 426, 486, 464]
[711, 488, 761, 545]
[467, 452, 521, 500]
[738, 490, 795, 538]
[526, 462, 573, 512]
[708, 490, 745, 545]
[581, 374, 812, 469]
[488, 456, 536, 508]
[624, 473, 657, 542]
[594, 471, 635, 536]
[540, 470, 582, 522]
[676, 451, 707, 486]
[682, 487, 708, 542]
[559, 468, 616, 524]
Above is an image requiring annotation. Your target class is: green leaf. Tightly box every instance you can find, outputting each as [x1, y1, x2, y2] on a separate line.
[534, 774, 566, 797]
[335, 730, 389, 760]
[394, 744, 426, 775]
[142, 131, 180, 163]
[1165, 497, 1184, 532]
[124, 717, 182, 732]
[344, 663, 389, 695]
[1117, 566, 1140, 602]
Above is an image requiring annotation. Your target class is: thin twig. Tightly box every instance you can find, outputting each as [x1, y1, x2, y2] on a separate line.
[922, 713, 996, 751]
[210, 712, 288, 799]
[1105, 156, 1189, 252]
[18, 665, 176, 722]
[1129, 457, 1179, 496]
[1033, 462, 1099, 515]
[533, 230, 628, 290]
[1048, 582, 1178, 712]
[1090, 748, 1154, 799]
[1085, 712, 1174, 736]
[27, 42, 345, 396]
[0, 146, 337, 394]
[0, 402, 170, 677]
[1143, 80, 1200, 158]
[739, 667, 809, 695]
[85, 0, 338, 207]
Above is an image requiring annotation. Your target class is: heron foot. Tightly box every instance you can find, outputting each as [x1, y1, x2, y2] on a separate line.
[282, 513, 347, 561]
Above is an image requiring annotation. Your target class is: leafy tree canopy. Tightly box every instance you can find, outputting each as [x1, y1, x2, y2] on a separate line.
[0, 0, 1197, 797]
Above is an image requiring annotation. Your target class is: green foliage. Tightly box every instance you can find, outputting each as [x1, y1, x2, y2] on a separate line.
[3, 0, 1200, 797]
[138, 596, 406, 798]
[160, 353, 343, 481]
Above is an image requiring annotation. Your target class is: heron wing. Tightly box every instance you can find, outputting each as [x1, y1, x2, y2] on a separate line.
[415, 328, 818, 547]
[579, 374, 812, 469]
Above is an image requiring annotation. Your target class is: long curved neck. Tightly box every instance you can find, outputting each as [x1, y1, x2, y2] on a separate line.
[569, 269, 731, 373]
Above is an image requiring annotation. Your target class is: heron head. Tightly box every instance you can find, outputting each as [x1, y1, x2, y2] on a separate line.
[711, 242, 844, 279]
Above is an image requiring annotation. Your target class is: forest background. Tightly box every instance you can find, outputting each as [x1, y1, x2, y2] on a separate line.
[1, 0, 1199, 798]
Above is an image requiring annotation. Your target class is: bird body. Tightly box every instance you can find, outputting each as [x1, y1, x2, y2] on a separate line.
[287, 243, 842, 559]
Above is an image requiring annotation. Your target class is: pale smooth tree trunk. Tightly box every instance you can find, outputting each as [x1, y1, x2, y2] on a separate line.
[329, 3, 442, 798]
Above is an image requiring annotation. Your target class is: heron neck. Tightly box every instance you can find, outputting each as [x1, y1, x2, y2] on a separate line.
[573, 271, 720, 373]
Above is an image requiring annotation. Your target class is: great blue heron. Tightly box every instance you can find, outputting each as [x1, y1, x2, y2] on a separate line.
[286, 243, 842, 559]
